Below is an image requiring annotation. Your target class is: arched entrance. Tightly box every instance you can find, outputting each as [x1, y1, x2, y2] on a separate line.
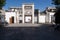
[9, 16, 14, 24]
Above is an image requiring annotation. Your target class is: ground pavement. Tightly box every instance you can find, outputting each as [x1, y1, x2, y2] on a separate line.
[0, 24, 60, 40]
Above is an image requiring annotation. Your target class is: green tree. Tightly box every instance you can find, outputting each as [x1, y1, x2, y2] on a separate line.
[52, 0, 60, 24]
[52, 0, 60, 5]
[0, 0, 6, 9]
[52, 0, 60, 8]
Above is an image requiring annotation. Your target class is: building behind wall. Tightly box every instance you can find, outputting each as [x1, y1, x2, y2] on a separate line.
[34, 9, 39, 23]
[39, 10, 46, 24]
[5, 4, 57, 24]
[0, 9, 5, 23]
[5, 3, 35, 24]
[45, 7, 56, 24]
[38, 7, 56, 24]
[5, 10, 16, 24]
[22, 3, 34, 24]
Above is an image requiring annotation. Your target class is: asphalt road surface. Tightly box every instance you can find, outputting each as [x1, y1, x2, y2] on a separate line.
[0, 24, 60, 40]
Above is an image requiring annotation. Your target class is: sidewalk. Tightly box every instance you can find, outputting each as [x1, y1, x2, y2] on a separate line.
[5, 23, 41, 27]
[5, 23, 53, 27]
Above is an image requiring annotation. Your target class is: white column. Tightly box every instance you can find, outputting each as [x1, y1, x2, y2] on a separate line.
[16, 11, 17, 23]
[22, 5, 24, 23]
[17, 12, 19, 24]
[38, 10, 40, 23]
[14, 12, 16, 24]
[32, 5, 34, 24]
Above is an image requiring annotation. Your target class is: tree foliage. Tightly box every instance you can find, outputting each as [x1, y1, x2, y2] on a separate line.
[0, 0, 6, 9]
[52, 0, 60, 24]
[52, 0, 60, 5]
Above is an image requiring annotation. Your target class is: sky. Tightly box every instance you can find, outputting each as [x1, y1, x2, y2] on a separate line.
[3, 0, 54, 12]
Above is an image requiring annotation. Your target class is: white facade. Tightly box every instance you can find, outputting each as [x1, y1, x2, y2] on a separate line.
[34, 16, 38, 23]
[38, 7, 56, 24]
[5, 5, 56, 24]
[39, 15, 46, 23]
[49, 12, 55, 23]
[5, 12, 16, 23]
[38, 10, 46, 23]
[22, 3, 34, 24]
[25, 16, 31, 22]
[5, 3, 35, 24]
[0, 10, 5, 22]
[45, 12, 55, 23]
[46, 7, 56, 23]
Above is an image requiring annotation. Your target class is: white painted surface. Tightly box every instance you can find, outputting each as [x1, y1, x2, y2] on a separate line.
[32, 5, 34, 24]
[34, 16, 37, 22]
[49, 12, 55, 23]
[1, 16, 5, 22]
[25, 16, 31, 22]
[39, 15, 46, 23]
[11, 9, 14, 11]
[5, 12, 16, 23]
[22, 5, 24, 23]
[50, 12, 55, 15]
[19, 17, 22, 20]
[23, 4, 34, 24]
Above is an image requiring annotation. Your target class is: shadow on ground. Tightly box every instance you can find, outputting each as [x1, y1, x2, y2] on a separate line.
[0, 24, 60, 40]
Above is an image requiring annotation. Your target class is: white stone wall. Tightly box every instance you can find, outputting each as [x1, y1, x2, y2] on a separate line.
[0, 10, 5, 22]
[39, 15, 46, 23]
[1, 16, 5, 22]
[34, 16, 37, 23]
[49, 12, 55, 23]
[25, 16, 31, 22]
[22, 5, 24, 23]
[16, 12, 20, 23]
[22, 4, 34, 24]
[5, 12, 16, 23]
[32, 5, 34, 24]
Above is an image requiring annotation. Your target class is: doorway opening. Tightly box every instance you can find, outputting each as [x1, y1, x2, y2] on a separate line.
[10, 16, 14, 24]
[19, 20, 22, 23]
[24, 15, 32, 23]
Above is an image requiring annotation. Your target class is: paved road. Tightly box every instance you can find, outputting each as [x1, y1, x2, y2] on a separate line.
[0, 24, 60, 40]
